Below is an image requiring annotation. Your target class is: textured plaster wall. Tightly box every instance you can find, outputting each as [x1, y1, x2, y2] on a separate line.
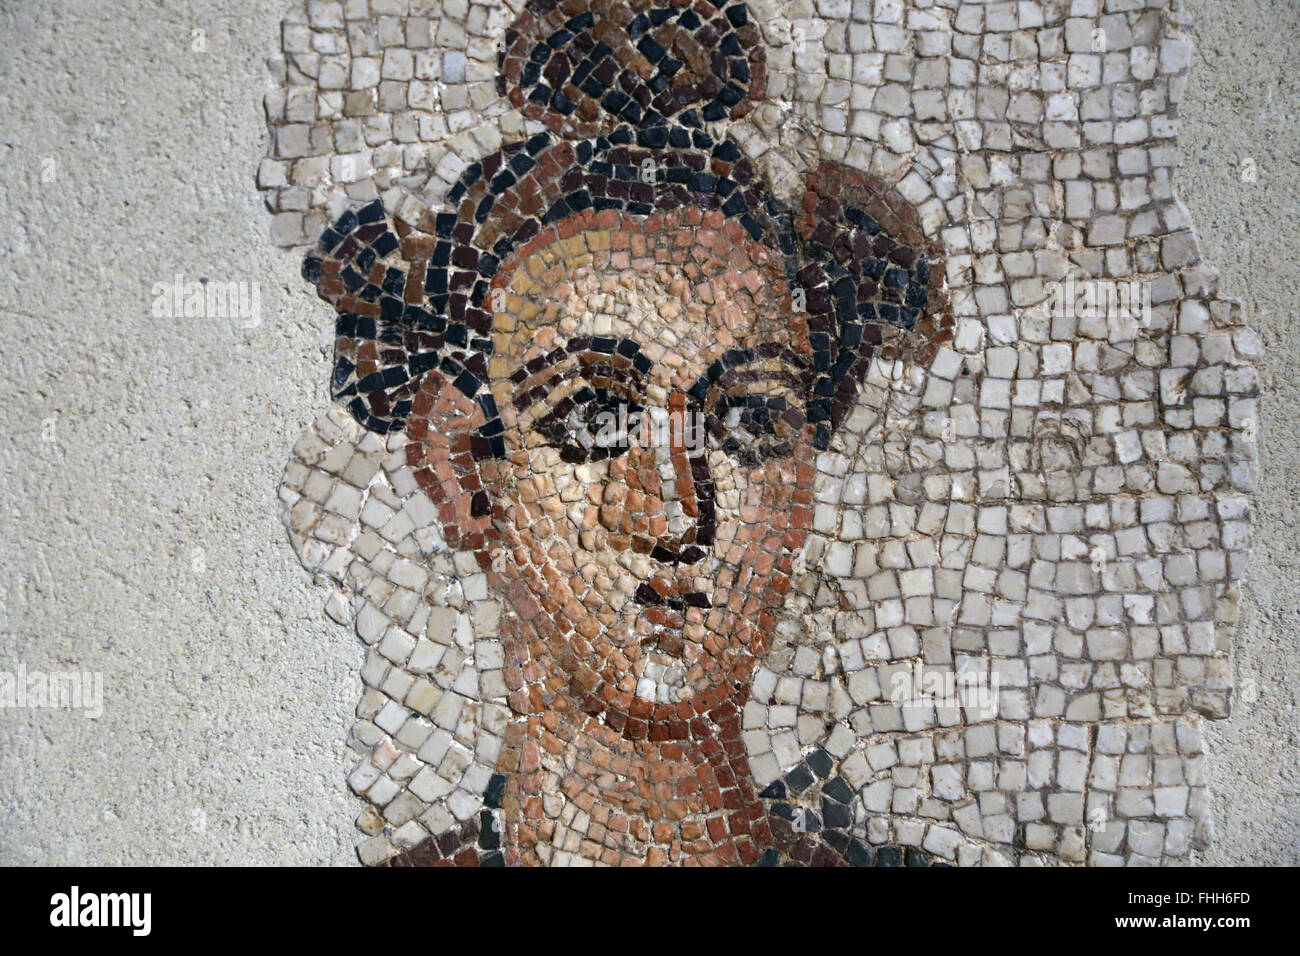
[1174, 0, 1299, 867]
[0, 0, 1293, 865]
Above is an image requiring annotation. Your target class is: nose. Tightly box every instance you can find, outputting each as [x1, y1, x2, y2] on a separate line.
[597, 393, 715, 566]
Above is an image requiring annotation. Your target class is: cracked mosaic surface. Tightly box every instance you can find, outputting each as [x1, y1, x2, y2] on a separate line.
[265, 0, 1257, 866]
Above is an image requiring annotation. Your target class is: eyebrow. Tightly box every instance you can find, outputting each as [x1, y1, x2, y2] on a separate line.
[506, 338, 812, 415]
[686, 345, 812, 402]
[508, 336, 652, 414]
[713, 365, 808, 391]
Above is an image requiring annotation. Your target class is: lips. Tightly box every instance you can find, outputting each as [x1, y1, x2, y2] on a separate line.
[649, 543, 707, 565]
[634, 581, 712, 610]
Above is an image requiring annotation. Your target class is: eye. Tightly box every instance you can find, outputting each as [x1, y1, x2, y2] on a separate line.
[709, 391, 805, 467]
[537, 386, 644, 463]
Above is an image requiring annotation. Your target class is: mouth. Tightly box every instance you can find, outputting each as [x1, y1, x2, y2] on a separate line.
[633, 581, 712, 610]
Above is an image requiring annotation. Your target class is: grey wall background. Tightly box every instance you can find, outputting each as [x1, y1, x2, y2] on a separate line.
[1175, 0, 1299, 866]
[0, 0, 1293, 865]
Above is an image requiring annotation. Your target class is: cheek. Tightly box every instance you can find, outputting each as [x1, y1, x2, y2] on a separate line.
[709, 450, 808, 574]
[711, 450, 803, 521]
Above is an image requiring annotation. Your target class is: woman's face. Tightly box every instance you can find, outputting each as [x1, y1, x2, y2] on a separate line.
[479, 211, 817, 710]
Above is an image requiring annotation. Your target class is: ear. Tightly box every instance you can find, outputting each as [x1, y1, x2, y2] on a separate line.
[403, 369, 505, 564]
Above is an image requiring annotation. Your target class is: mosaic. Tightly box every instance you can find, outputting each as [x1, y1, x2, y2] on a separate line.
[264, 0, 1258, 866]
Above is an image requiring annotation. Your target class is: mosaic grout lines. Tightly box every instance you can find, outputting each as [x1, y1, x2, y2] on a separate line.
[268, 0, 1257, 866]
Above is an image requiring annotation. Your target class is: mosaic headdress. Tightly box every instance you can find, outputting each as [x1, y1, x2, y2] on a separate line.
[300, 0, 950, 449]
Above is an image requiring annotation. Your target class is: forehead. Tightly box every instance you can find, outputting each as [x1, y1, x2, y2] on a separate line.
[488, 214, 808, 386]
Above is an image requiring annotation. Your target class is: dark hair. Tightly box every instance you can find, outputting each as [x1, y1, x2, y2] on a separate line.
[301, 1, 949, 451]
[499, 0, 767, 138]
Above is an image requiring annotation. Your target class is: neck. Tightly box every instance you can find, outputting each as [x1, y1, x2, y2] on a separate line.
[499, 684, 768, 866]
